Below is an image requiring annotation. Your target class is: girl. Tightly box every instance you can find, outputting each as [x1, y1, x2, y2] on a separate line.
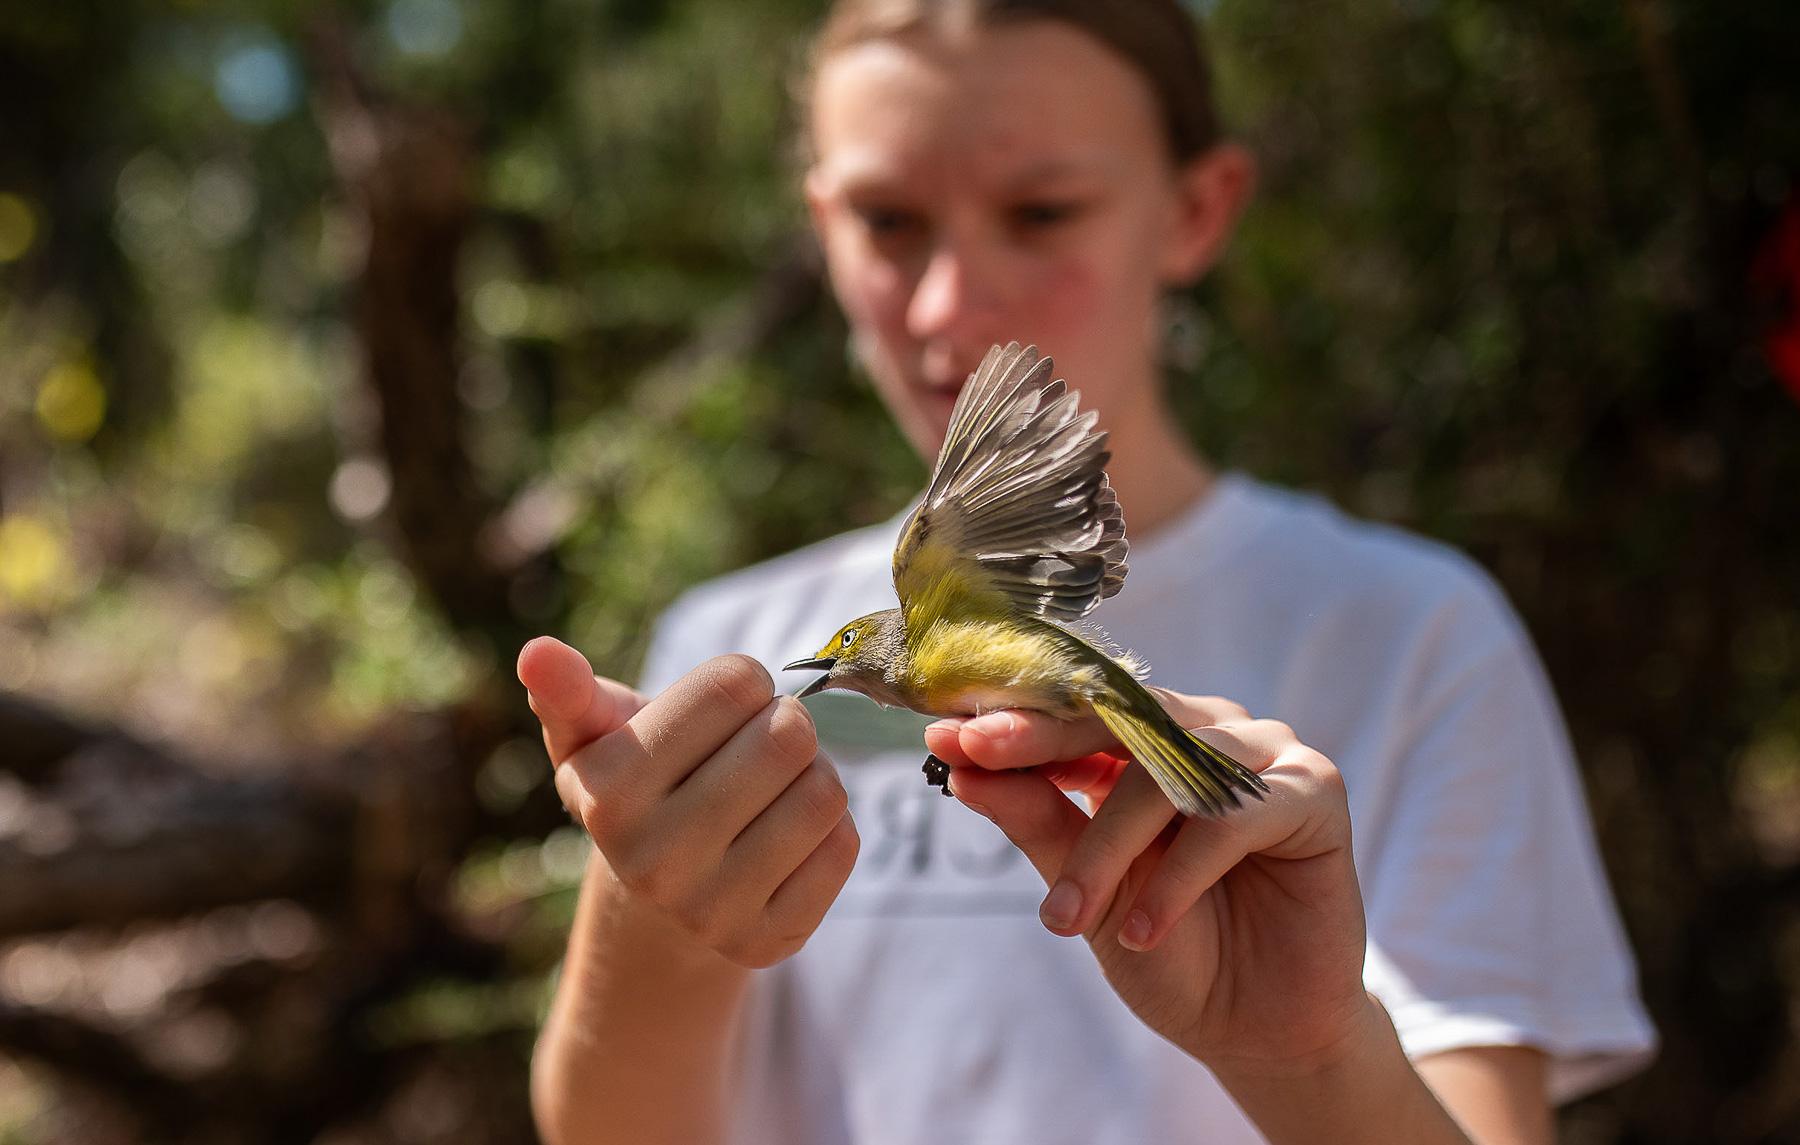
[521, 3, 1655, 1141]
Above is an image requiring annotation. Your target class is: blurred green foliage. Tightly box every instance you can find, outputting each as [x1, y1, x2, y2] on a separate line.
[0, 0, 919, 756]
[1, 0, 1797, 1140]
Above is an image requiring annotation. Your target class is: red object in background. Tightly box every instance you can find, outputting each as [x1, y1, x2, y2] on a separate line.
[1750, 192, 1800, 405]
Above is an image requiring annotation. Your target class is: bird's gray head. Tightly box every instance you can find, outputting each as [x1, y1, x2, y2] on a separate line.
[783, 608, 909, 706]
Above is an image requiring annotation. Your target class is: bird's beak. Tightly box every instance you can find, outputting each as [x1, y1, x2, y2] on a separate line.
[783, 656, 836, 698]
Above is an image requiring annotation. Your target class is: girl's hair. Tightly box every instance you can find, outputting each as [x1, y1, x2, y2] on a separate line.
[802, 0, 1221, 163]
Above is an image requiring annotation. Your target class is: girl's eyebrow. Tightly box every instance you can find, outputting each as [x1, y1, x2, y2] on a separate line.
[817, 155, 925, 198]
[999, 154, 1120, 192]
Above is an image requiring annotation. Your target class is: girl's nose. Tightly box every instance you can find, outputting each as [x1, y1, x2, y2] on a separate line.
[906, 242, 1003, 346]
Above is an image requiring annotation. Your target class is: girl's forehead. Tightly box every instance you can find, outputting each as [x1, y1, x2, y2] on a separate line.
[808, 22, 1163, 191]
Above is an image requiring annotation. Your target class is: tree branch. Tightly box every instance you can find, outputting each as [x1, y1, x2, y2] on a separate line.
[0, 692, 95, 782]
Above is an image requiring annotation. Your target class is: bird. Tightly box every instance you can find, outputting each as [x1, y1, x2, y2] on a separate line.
[782, 342, 1268, 818]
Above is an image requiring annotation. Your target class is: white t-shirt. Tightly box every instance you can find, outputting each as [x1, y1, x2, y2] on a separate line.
[637, 472, 1656, 1144]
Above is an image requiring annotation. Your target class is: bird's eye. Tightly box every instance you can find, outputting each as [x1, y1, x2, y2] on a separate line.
[840, 629, 855, 648]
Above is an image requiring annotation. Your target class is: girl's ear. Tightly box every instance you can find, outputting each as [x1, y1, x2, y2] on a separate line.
[1159, 142, 1258, 286]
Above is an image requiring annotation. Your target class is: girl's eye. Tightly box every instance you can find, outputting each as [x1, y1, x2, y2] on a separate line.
[853, 204, 924, 241]
[1009, 200, 1083, 231]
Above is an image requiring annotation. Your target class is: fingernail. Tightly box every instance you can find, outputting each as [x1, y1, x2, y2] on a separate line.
[927, 719, 964, 735]
[973, 712, 1018, 736]
[1040, 881, 1082, 933]
[1119, 910, 1153, 951]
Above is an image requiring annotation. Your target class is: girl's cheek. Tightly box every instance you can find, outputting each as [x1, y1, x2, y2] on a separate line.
[1024, 253, 1105, 340]
[841, 255, 916, 338]
[818, 211, 912, 335]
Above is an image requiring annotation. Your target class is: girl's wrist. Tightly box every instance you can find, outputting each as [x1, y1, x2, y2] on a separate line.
[1203, 990, 1384, 1082]
[1206, 993, 1471, 1145]
[591, 855, 751, 981]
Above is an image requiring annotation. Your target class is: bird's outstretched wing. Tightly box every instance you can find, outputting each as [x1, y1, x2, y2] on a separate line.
[892, 342, 1128, 626]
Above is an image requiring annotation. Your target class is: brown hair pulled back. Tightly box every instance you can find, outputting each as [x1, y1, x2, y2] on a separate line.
[804, 0, 1220, 163]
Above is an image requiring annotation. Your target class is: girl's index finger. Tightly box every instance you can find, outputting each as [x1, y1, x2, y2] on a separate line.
[942, 709, 1117, 770]
[929, 690, 1256, 773]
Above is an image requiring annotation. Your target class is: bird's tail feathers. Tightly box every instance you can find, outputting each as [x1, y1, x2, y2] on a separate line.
[1091, 695, 1270, 818]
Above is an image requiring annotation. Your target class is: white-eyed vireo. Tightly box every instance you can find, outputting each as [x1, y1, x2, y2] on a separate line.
[785, 342, 1267, 817]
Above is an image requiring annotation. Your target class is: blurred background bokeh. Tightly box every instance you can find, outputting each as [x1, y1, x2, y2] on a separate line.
[0, 0, 1796, 1141]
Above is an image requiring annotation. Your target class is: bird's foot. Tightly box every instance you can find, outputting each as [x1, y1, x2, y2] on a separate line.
[922, 753, 954, 796]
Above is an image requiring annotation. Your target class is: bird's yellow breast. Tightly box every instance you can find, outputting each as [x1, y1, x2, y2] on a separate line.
[901, 617, 1104, 718]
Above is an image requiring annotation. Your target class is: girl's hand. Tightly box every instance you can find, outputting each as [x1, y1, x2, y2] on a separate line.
[925, 692, 1371, 1077]
[519, 637, 860, 970]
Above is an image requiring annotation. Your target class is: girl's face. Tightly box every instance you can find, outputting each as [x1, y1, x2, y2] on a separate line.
[805, 19, 1244, 457]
